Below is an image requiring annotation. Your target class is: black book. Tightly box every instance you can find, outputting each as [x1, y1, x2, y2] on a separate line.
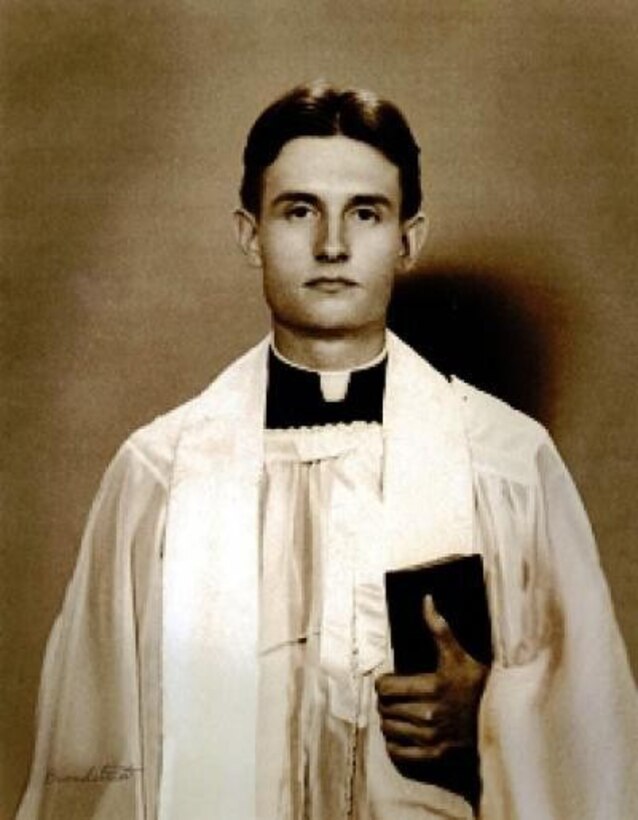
[385, 553, 492, 674]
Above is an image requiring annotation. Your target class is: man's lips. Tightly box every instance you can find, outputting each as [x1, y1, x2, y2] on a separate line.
[304, 277, 358, 293]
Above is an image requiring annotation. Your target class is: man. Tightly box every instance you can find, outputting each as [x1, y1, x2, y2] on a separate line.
[18, 82, 638, 819]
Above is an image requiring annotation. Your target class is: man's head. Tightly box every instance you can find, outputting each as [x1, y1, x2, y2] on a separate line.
[239, 81, 422, 221]
[235, 82, 428, 368]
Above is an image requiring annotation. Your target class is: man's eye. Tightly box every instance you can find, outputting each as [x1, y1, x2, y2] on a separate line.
[285, 204, 316, 220]
[351, 207, 380, 223]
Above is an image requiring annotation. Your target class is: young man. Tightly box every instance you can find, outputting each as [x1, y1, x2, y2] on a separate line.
[18, 83, 638, 819]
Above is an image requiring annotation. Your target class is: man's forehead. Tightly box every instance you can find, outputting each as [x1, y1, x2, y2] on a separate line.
[261, 135, 401, 204]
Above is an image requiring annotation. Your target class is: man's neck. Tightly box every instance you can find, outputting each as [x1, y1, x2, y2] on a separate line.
[272, 325, 387, 371]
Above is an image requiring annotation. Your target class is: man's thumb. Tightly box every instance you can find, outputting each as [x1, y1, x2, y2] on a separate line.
[423, 595, 468, 668]
[423, 594, 450, 641]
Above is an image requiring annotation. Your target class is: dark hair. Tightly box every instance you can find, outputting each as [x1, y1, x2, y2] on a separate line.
[240, 81, 422, 219]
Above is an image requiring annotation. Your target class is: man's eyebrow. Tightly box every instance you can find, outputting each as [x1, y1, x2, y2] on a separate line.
[269, 192, 321, 208]
[348, 194, 393, 209]
[268, 192, 394, 209]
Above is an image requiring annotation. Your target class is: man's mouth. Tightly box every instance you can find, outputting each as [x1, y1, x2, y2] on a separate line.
[304, 277, 357, 293]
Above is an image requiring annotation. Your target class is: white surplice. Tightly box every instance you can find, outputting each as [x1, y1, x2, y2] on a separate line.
[258, 422, 473, 819]
[17, 333, 638, 819]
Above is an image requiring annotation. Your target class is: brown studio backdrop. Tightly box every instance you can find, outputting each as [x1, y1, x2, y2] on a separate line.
[2, 1, 637, 815]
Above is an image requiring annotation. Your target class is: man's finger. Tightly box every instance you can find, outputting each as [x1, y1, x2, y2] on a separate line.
[422, 594, 449, 637]
[375, 672, 440, 700]
[381, 718, 438, 746]
[386, 740, 452, 762]
[422, 594, 466, 666]
[378, 700, 439, 726]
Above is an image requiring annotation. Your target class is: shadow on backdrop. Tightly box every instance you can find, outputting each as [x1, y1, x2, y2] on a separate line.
[388, 263, 561, 424]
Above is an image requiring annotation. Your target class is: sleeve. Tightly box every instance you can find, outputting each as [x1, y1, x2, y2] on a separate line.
[16, 440, 167, 820]
[477, 438, 638, 820]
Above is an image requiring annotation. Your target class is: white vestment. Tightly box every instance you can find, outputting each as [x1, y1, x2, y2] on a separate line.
[17, 333, 638, 819]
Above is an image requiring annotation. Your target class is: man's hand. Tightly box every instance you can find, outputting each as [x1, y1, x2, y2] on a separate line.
[376, 595, 489, 767]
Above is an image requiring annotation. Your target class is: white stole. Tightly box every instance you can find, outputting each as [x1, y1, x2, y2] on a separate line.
[159, 332, 474, 819]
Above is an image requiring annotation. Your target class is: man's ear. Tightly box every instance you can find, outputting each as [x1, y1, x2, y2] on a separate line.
[233, 208, 262, 268]
[398, 211, 429, 271]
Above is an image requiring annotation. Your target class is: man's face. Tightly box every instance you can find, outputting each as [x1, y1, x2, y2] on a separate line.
[236, 136, 424, 345]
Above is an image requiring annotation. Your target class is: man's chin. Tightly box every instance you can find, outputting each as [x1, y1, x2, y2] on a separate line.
[278, 320, 376, 340]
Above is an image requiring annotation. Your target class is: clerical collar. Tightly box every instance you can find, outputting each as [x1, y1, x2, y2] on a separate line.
[270, 342, 388, 402]
[266, 344, 387, 430]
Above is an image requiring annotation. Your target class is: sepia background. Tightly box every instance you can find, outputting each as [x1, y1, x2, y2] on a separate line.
[2, 1, 637, 815]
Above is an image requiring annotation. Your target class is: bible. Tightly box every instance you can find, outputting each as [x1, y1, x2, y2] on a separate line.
[385, 553, 492, 674]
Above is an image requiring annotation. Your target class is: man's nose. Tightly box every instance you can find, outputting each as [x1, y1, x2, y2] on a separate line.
[313, 215, 349, 262]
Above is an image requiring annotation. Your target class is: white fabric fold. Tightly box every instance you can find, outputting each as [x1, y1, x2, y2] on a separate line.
[159, 344, 267, 820]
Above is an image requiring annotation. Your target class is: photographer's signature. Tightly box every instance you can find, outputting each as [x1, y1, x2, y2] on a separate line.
[45, 765, 141, 785]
